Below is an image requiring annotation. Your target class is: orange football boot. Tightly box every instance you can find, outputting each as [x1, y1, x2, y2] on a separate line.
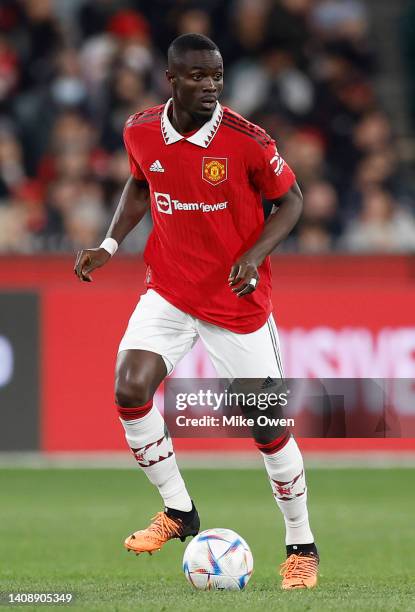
[124, 506, 200, 555]
[280, 552, 319, 590]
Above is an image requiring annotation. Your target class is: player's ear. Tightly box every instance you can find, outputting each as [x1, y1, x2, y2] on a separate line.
[166, 70, 175, 84]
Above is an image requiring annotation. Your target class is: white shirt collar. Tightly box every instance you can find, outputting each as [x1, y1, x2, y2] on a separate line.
[161, 98, 223, 148]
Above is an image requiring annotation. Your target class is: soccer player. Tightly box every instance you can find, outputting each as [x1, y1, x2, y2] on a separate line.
[74, 33, 319, 590]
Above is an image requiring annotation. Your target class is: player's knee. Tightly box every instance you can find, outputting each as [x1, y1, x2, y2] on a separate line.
[115, 378, 152, 408]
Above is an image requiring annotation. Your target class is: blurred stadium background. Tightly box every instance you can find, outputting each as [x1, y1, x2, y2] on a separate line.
[1, 0, 415, 464]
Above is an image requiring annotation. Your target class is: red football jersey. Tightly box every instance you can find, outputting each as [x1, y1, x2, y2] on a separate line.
[123, 99, 295, 333]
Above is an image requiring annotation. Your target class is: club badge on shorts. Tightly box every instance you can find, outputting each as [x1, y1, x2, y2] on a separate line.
[202, 157, 227, 186]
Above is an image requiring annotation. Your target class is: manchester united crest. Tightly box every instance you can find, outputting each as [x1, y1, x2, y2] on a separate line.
[202, 157, 227, 186]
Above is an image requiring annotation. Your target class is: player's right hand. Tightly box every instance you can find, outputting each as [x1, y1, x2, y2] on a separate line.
[74, 248, 111, 282]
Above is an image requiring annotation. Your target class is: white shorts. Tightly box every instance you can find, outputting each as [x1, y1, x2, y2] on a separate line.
[118, 289, 284, 379]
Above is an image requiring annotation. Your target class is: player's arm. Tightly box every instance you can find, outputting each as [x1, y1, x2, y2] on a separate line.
[74, 176, 150, 282]
[229, 182, 303, 297]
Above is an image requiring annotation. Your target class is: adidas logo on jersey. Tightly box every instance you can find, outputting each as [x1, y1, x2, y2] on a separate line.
[150, 160, 164, 172]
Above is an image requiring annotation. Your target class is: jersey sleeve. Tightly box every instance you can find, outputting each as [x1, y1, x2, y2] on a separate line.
[249, 139, 296, 199]
[123, 123, 146, 181]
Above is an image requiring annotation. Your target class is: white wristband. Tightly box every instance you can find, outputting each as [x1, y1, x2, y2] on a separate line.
[100, 237, 118, 256]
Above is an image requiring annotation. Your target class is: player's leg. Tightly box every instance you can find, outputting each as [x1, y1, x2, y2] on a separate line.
[115, 290, 200, 554]
[116, 349, 194, 511]
[198, 315, 318, 589]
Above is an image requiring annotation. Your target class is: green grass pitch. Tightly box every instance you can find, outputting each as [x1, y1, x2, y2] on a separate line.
[0, 467, 414, 611]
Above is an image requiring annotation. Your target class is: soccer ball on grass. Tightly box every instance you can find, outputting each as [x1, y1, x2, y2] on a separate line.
[183, 528, 253, 591]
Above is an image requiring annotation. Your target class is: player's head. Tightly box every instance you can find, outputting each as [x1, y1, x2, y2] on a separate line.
[166, 33, 223, 120]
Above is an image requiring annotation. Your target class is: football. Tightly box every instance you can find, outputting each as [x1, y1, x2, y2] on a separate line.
[183, 528, 253, 591]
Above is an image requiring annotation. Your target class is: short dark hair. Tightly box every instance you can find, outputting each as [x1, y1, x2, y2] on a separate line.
[168, 33, 220, 67]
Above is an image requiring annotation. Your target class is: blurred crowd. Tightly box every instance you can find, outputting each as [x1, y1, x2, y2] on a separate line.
[1, 0, 415, 254]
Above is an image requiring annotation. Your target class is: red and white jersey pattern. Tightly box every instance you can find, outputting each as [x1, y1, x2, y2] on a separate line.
[123, 98, 296, 333]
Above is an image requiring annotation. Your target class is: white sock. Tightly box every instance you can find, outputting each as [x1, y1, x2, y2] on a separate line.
[261, 437, 314, 545]
[120, 405, 192, 512]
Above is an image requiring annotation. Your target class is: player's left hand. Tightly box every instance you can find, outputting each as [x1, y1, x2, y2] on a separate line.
[228, 258, 259, 297]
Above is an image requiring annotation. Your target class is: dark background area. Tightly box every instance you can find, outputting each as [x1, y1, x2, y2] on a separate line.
[0, 292, 39, 450]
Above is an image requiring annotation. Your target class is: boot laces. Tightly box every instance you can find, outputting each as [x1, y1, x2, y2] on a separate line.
[280, 554, 317, 579]
[147, 512, 183, 539]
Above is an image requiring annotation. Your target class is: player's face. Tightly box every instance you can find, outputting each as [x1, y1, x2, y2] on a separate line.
[168, 50, 224, 119]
